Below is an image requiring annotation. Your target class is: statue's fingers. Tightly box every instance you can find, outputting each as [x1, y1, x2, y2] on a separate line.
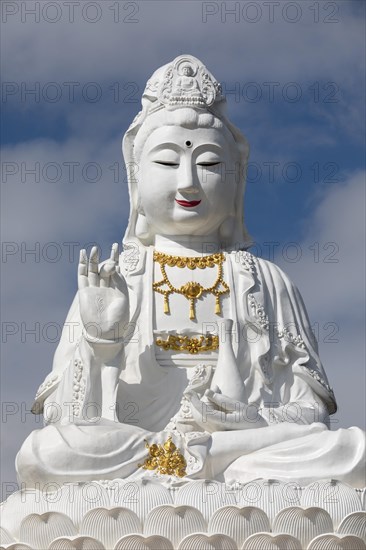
[88, 246, 99, 286]
[88, 246, 99, 272]
[99, 261, 115, 278]
[97, 244, 120, 288]
[78, 249, 88, 289]
[185, 391, 207, 425]
[204, 390, 237, 413]
[110, 270, 128, 295]
[99, 260, 116, 288]
[109, 243, 121, 286]
[78, 249, 88, 275]
[110, 242, 119, 263]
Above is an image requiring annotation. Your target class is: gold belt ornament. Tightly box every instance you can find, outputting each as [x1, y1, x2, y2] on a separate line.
[155, 334, 219, 354]
[153, 251, 230, 320]
[139, 436, 187, 477]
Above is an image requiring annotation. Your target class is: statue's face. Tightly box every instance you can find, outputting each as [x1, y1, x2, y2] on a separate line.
[138, 124, 238, 238]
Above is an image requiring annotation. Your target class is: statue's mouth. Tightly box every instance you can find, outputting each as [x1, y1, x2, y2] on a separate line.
[175, 199, 201, 208]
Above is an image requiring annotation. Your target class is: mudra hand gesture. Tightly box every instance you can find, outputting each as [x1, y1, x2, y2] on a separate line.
[78, 243, 129, 343]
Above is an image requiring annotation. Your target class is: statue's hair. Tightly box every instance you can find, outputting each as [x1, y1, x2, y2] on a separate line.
[133, 107, 240, 164]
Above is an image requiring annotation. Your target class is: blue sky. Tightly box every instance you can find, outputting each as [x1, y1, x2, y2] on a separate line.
[1, 0, 365, 497]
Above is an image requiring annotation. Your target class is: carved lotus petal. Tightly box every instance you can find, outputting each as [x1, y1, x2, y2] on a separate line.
[301, 480, 362, 529]
[114, 534, 174, 550]
[48, 536, 106, 549]
[0, 544, 33, 550]
[236, 479, 301, 523]
[307, 534, 366, 549]
[144, 505, 207, 548]
[272, 506, 333, 547]
[209, 506, 270, 546]
[0, 489, 49, 538]
[359, 489, 366, 511]
[338, 511, 366, 543]
[242, 532, 303, 549]
[0, 526, 15, 545]
[178, 533, 237, 549]
[19, 512, 77, 550]
[105, 479, 173, 522]
[80, 507, 141, 548]
[47, 482, 111, 529]
[175, 481, 236, 522]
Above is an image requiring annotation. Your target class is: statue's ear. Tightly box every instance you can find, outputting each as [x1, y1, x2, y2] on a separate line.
[135, 211, 151, 241]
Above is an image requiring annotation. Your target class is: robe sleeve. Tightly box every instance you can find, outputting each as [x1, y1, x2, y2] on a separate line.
[31, 290, 124, 423]
[252, 258, 337, 422]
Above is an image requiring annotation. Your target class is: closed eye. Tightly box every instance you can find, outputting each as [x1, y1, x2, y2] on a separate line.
[197, 162, 221, 167]
[153, 161, 179, 166]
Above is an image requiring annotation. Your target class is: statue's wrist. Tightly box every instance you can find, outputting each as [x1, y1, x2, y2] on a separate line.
[81, 332, 124, 362]
[83, 332, 124, 346]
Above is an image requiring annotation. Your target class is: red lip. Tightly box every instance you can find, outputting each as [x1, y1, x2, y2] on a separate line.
[175, 199, 201, 208]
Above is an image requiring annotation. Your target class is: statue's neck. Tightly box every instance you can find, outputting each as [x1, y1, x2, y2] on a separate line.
[154, 233, 222, 257]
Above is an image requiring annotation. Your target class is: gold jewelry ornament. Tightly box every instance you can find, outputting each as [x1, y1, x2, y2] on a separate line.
[153, 251, 230, 320]
[139, 436, 187, 477]
[155, 333, 219, 354]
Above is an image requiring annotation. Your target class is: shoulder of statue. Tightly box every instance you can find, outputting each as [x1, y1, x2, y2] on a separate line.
[229, 249, 257, 275]
[252, 254, 300, 294]
[229, 250, 290, 288]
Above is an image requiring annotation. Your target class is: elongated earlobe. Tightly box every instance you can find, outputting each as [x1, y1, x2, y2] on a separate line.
[135, 211, 150, 241]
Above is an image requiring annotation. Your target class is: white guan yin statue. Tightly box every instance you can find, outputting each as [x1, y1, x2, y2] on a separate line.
[16, 55, 365, 488]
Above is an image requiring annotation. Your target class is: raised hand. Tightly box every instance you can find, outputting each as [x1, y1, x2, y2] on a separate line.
[78, 243, 129, 343]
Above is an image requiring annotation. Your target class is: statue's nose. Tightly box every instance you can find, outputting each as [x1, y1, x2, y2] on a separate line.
[177, 163, 200, 194]
[177, 181, 199, 194]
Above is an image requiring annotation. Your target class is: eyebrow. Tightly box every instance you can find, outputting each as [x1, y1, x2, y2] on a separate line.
[147, 143, 224, 155]
[147, 143, 181, 154]
[193, 144, 223, 156]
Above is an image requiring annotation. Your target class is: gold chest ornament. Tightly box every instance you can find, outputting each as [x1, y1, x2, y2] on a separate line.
[152, 251, 230, 320]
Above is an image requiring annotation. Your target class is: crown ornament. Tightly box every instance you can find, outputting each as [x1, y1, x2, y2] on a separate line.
[142, 55, 225, 115]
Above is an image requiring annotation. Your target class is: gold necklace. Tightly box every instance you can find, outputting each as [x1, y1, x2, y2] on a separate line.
[153, 251, 230, 320]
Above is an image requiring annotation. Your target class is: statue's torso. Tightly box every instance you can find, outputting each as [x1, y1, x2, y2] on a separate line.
[153, 254, 233, 369]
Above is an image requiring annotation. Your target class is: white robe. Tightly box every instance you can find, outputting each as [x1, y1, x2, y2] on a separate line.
[16, 249, 365, 488]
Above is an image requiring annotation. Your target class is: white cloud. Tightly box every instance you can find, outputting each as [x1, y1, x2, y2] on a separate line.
[1, 131, 132, 493]
[276, 171, 366, 429]
[2, 1, 364, 143]
[1, 134, 129, 242]
[2, 1, 364, 82]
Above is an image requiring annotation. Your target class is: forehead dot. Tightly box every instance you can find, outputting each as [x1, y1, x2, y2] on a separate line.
[185, 140, 192, 148]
